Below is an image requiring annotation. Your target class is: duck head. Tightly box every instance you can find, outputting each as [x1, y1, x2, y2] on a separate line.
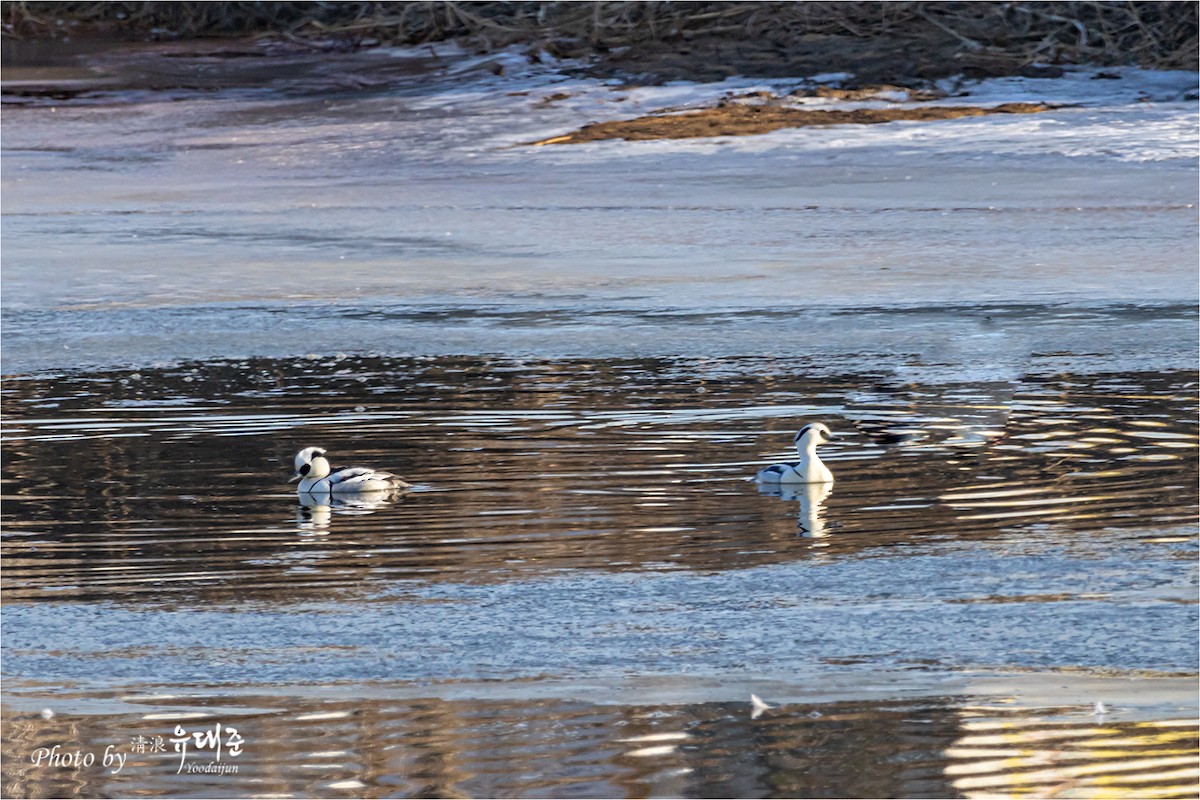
[290, 446, 332, 482]
[794, 423, 837, 454]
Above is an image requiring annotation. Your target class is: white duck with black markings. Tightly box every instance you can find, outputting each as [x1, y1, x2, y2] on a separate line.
[755, 423, 838, 484]
[290, 446, 410, 494]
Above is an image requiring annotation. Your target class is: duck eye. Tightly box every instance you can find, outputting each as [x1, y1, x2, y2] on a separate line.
[298, 463, 311, 476]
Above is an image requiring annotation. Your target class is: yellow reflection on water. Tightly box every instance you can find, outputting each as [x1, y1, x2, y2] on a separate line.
[946, 716, 1200, 799]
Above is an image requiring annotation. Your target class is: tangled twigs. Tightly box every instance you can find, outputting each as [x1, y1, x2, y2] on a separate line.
[2, 2, 1196, 69]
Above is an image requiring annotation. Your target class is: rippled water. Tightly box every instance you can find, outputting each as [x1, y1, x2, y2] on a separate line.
[2, 356, 1196, 797]
[5, 688, 1197, 799]
[3, 357, 1196, 599]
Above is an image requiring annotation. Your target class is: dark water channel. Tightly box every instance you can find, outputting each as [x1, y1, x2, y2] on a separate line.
[2, 355, 1196, 797]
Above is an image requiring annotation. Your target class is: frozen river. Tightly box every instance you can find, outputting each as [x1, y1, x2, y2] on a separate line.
[1, 45, 1197, 375]
[2, 42, 1197, 798]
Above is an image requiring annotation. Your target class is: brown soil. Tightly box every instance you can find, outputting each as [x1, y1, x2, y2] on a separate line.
[529, 102, 1055, 146]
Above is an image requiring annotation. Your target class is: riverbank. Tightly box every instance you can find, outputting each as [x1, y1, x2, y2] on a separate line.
[5, 1, 1197, 86]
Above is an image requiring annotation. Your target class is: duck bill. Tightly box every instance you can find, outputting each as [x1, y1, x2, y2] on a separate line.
[288, 472, 303, 483]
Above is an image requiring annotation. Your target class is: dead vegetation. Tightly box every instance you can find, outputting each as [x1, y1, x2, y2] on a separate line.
[528, 101, 1055, 145]
[4, 2, 1197, 71]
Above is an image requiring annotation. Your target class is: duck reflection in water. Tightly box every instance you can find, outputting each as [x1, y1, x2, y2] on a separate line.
[295, 489, 398, 532]
[760, 481, 834, 537]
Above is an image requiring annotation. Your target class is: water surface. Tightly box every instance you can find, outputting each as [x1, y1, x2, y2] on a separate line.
[2, 357, 1196, 796]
